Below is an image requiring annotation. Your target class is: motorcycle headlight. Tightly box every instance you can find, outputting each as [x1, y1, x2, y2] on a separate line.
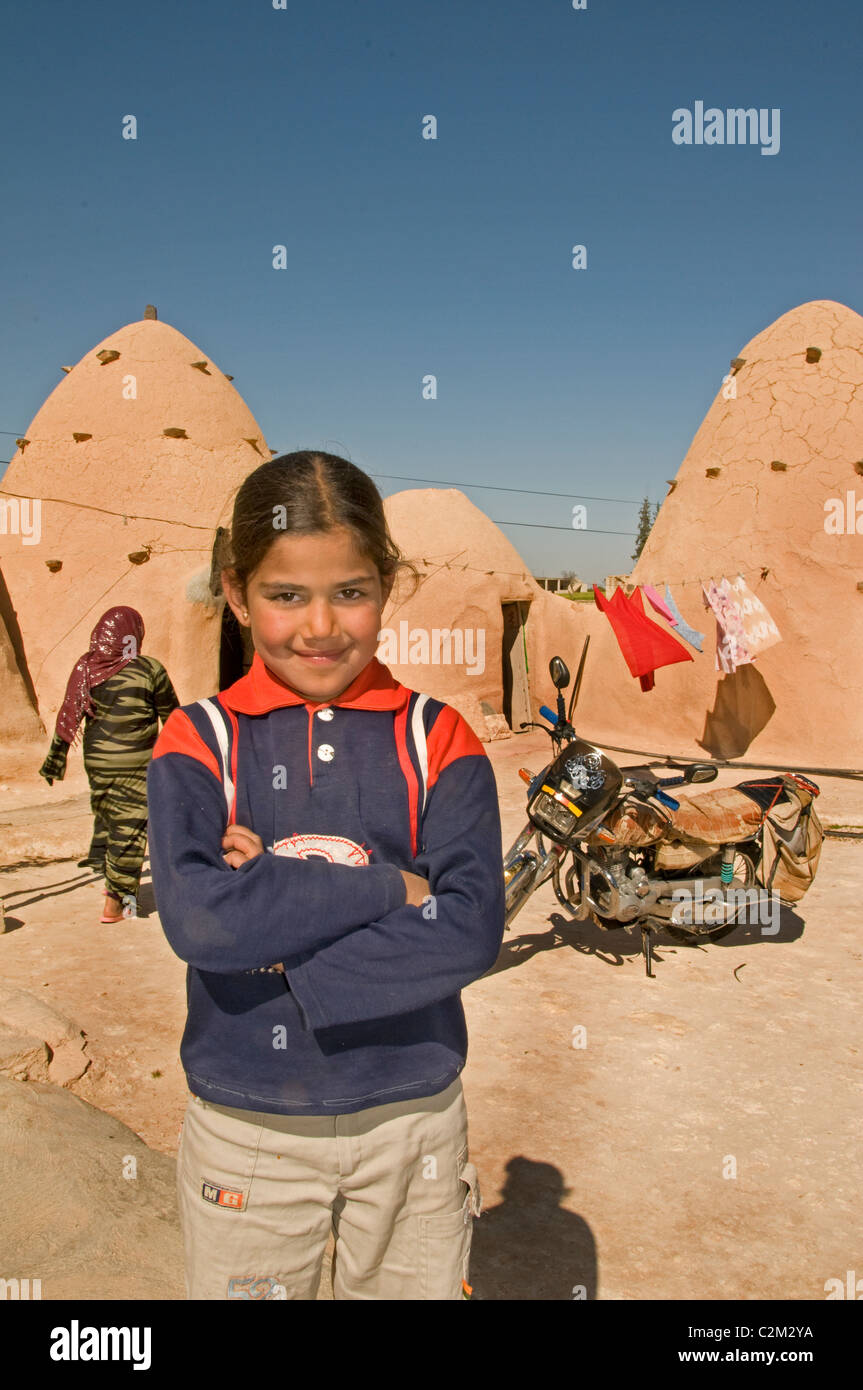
[529, 785, 582, 839]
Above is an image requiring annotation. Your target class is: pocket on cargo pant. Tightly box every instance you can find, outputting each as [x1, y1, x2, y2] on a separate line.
[179, 1094, 264, 1218]
[417, 1155, 481, 1300]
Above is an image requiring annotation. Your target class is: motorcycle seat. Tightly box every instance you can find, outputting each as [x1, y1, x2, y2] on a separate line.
[667, 787, 765, 845]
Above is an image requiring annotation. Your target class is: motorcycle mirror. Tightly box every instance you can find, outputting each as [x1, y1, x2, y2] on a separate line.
[687, 763, 719, 783]
[549, 657, 570, 690]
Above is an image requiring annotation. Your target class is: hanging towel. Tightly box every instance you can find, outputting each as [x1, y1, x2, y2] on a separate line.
[662, 583, 705, 652]
[727, 575, 781, 657]
[642, 583, 676, 624]
[594, 584, 694, 692]
[703, 579, 752, 674]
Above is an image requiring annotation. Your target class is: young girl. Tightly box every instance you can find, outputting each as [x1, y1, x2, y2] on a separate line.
[146, 451, 505, 1301]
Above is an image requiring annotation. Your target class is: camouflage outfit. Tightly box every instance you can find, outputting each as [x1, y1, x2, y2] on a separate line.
[40, 656, 179, 904]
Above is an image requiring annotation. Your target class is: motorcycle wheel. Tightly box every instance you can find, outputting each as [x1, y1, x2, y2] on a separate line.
[664, 849, 758, 944]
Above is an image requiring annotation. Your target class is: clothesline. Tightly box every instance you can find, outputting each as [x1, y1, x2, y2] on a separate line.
[612, 568, 772, 590]
[594, 574, 783, 689]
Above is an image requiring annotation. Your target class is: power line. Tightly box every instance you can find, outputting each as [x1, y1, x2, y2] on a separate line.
[495, 520, 635, 535]
[0, 486, 639, 537]
[371, 471, 655, 506]
[3, 450, 658, 507]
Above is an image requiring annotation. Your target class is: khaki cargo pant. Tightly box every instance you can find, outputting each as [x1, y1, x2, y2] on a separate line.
[176, 1078, 481, 1300]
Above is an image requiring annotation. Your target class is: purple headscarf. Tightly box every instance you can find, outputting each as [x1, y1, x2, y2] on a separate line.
[55, 606, 145, 744]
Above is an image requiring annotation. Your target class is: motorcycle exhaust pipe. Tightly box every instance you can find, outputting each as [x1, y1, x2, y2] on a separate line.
[504, 854, 539, 905]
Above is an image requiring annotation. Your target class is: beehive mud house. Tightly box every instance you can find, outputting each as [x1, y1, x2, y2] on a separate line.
[2, 300, 861, 768]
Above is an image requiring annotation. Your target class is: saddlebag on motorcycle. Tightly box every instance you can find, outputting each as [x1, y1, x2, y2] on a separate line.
[735, 774, 824, 903]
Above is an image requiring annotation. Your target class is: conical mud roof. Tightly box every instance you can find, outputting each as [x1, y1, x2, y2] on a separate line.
[573, 299, 863, 767]
[1, 311, 271, 721]
[383, 488, 585, 737]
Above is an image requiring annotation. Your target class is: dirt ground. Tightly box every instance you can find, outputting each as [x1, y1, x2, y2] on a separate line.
[1, 731, 861, 1300]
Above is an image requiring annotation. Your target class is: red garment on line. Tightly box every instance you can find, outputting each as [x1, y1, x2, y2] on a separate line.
[593, 585, 694, 691]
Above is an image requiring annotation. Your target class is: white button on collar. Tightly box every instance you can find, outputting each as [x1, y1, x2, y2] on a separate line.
[316, 707, 334, 721]
[317, 743, 335, 762]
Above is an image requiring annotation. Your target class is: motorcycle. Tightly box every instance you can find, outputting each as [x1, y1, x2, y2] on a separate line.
[502, 640, 822, 976]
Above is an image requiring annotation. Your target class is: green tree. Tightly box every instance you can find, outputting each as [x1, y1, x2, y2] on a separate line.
[632, 497, 659, 564]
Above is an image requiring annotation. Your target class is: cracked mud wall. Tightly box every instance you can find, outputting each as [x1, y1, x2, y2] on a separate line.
[0, 564, 43, 744]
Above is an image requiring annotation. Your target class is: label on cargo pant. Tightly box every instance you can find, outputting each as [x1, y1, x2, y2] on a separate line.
[201, 1179, 246, 1210]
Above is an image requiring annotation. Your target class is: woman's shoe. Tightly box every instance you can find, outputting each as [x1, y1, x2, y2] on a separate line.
[100, 892, 125, 923]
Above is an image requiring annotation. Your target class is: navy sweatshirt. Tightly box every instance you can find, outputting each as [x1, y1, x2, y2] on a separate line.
[146, 652, 505, 1115]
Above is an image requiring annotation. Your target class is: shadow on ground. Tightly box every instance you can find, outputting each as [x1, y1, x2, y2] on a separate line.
[490, 903, 806, 977]
[468, 1156, 597, 1300]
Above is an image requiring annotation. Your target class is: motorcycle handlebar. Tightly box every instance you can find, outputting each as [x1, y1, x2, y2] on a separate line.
[652, 788, 680, 811]
[529, 719, 692, 812]
[626, 777, 681, 813]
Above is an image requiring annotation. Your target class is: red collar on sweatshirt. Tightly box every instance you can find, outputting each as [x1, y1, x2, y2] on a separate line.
[219, 651, 410, 715]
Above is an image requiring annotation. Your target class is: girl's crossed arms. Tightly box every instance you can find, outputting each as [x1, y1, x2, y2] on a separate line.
[221, 824, 432, 970]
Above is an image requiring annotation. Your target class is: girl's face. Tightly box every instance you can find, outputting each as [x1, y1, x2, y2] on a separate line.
[223, 528, 391, 703]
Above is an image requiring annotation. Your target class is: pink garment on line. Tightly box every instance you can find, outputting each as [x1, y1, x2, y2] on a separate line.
[702, 579, 752, 674]
[642, 583, 676, 625]
[727, 575, 782, 657]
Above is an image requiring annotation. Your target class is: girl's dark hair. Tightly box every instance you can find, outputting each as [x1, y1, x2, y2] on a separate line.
[226, 451, 419, 600]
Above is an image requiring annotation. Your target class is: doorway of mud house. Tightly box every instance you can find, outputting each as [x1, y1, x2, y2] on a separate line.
[211, 526, 255, 689]
[501, 601, 531, 731]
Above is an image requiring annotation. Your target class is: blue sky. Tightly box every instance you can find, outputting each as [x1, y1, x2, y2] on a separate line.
[1, 0, 860, 580]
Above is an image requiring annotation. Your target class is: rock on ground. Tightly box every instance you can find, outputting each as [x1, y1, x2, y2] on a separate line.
[0, 1075, 184, 1300]
[0, 985, 89, 1085]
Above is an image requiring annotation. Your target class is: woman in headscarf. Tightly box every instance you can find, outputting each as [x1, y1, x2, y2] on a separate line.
[39, 606, 180, 923]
